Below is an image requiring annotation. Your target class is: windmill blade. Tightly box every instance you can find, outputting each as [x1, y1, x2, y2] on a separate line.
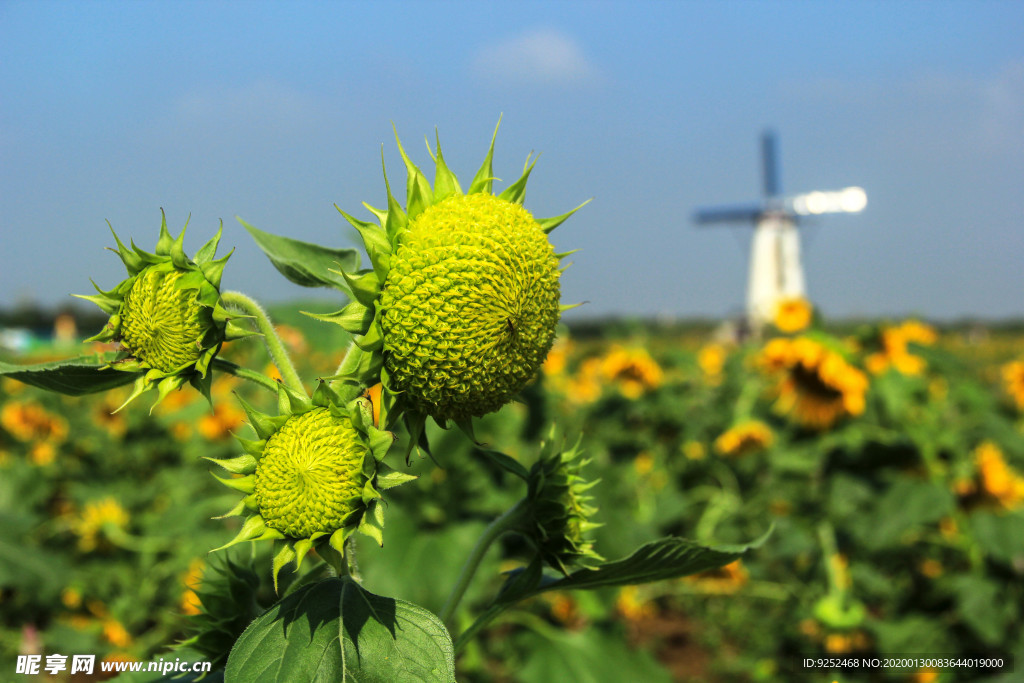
[761, 129, 780, 198]
[693, 202, 765, 225]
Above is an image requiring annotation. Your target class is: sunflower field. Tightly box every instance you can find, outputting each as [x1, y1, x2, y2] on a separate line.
[2, 302, 1023, 682]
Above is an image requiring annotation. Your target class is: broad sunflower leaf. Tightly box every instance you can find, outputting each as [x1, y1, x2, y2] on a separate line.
[238, 218, 361, 292]
[0, 355, 141, 395]
[225, 577, 455, 683]
[541, 529, 772, 592]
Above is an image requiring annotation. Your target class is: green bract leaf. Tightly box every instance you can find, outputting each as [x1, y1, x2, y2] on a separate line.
[238, 218, 361, 292]
[0, 355, 142, 396]
[225, 577, 455, 683]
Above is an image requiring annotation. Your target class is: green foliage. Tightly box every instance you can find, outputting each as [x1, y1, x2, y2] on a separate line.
[225, 578, 456, 683]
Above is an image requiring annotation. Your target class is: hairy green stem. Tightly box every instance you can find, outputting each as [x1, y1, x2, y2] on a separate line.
[316, 542, 348, 578]
[439, 500, 528, 625]
[221, 291, 306, 397]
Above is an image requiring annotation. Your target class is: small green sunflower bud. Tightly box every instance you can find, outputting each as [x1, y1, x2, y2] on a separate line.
[213, 382, 415, 589]
[120, 266, 205, 373]
[521, 433, 602, 575]
[76, 210, 247, 411]
[380, 192, 560, 422]
[255, 408, 367, 538]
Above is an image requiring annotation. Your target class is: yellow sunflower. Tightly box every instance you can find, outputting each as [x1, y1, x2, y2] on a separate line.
[714, 420, 774, 457]
[864, 320, 936, 376]
[600, 345, 663, 399]
[773, 297, 813, 333]
[974, 441, 1024, 510]
[758, 337, 868, 430]
[697, 343, 726, 385]
[682, 559, 748, 594]
[1002, 360, 1024, 411]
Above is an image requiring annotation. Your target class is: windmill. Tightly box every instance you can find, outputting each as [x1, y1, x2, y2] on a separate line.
[694, 130, 866, 333]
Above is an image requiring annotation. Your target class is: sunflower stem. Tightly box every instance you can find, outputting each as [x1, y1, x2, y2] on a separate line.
[221, 291, 307, 397]
[316, 542, 348, 578]
[439, 499, 528, 626]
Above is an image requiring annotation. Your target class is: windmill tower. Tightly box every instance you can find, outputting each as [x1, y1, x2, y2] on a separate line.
[694, 130, 866, 333]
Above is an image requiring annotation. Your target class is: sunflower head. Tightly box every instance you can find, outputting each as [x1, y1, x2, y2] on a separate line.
[1003, 360, 1024, 411]
[757, 335, 868, 430]
[773, 297, 813, 333]
[520, 431, 602, 575]
[314, 120, 588, 457]
[211, 381, 415, 589]
[77, 210, 250, 411]
[714, 420, 774, 457]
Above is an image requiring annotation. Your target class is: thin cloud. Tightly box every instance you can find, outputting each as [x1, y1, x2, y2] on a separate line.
[472, 28, 600, 85]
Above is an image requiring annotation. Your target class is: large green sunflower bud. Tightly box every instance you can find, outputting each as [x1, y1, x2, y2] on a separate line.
[76, 210, 250, 410]
[380, 192, 561, 421]
[519, 431, 602, 575]
[212, 381, 415, 588]
[311, 120, 588, 457]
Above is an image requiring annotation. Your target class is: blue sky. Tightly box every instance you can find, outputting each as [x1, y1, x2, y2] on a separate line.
[2, 0, 1022, 321]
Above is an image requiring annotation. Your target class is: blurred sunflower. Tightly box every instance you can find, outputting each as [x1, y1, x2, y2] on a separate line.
[758, 337, 868, 430]
[1002, 360, 1024, 411]
[973, 441, 1024, 510]
[616, 585, 657, 622]
[600, 345, 663, 399]
[566, 357, 602, 404]
[682, 440, 706, 461]
[197, 401, 246, 440]
[29, 442, 57, 466]
[180, 558, 205, 616]
[697, 343, 726, 385]
[541, 337, 570, 378]
[682, 559, 748, 594]
[864, 320, 936, 376]
[773, 297, 813, 333]
[714, 420, 774, 457]
[0, 400, 68, 443]
[71, 497, 130, 552]
[103, 619, 132, 648]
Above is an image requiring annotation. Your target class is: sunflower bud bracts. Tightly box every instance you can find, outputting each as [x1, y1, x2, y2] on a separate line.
[76, 210, 248, 411]
[519, 431, 603, 575]
[213, 382, 414, 590]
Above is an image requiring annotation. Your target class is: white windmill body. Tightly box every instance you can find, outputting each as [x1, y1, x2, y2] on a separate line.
[746, 212, 805, 329]
[694, 131, 866, 334]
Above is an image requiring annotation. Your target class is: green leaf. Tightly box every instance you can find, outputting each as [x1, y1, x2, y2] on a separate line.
[968, 510, 1024, 565]
[517, 628, 672, 683]
[0, 355, 141, 395]
[238, 218, 360, 291]
[949, 575, 1013, 645]
[862, 478, 954, 550]
[225, 577, 455, 683]
[540, 529, 772, 593]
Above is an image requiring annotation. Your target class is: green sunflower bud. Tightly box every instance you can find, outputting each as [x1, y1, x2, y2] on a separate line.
[255, 407, 367, 538]
[313, 119, 589, 457]
[520, 432, 602, 575]
[380, 192, 561, 422]
[76, 210, 248, 411]
[178, 552, 269, 672]
[212, 381, 415, 589]
[120, 265, 206, 373]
